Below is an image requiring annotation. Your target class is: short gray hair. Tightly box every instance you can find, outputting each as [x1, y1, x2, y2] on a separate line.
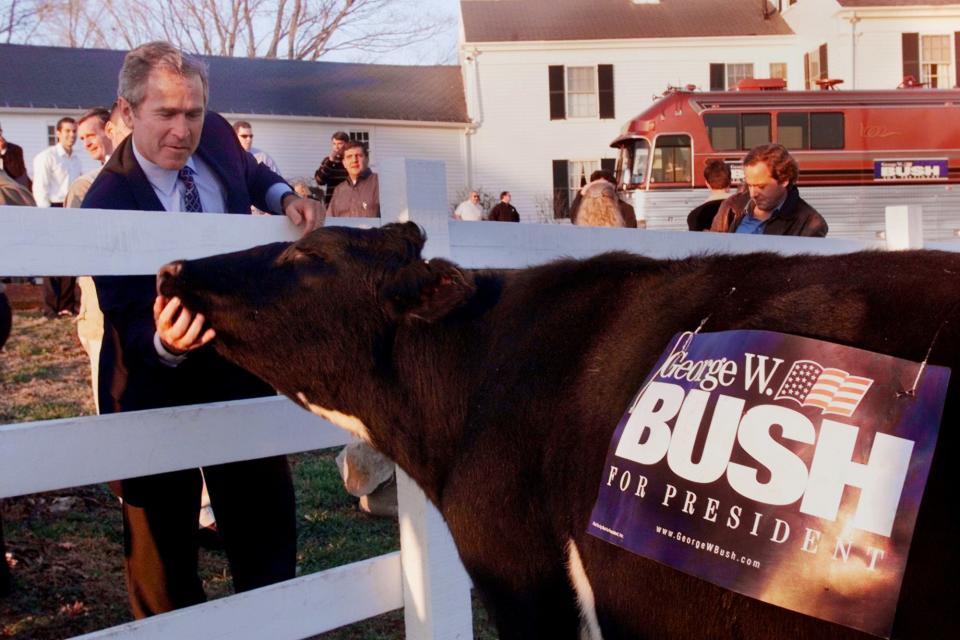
[118, 41, 209, 110]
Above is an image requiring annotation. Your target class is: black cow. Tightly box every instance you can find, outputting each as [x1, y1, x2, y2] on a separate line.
[158, 222, 957, 640]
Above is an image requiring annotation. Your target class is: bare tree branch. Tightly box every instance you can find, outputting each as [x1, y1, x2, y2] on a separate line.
[7, 0, 456, 64]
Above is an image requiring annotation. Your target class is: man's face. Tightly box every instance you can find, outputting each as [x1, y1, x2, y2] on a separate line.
[57, 122, 78, 153]
[502, 193, 511, 204]
[470, 192, 480, 204]
[77, 118, 112, 163]
[237, 126, 254, 151]
[343, 146, 367, 180]
[744, 161, 788, 214]
[123, 68, 205, 170]
[331, 137, 346, 159]
[0, 127, 6, 150]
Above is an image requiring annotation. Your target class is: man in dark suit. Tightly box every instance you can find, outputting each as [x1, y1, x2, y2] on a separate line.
[82, 41, 323, 618]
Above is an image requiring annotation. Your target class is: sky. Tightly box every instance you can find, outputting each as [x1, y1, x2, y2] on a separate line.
[323, 0, 462, 66]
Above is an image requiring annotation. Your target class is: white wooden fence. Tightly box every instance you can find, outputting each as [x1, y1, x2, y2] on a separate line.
[0, 159, 953, 639]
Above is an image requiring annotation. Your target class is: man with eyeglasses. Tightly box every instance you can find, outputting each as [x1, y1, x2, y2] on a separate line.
[453, 190, 484, 221]
[233, 121, 281, 215]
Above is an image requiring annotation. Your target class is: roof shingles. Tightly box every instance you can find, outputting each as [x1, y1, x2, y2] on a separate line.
[0, 44, 468, 123]
[461, 0, 794, 42]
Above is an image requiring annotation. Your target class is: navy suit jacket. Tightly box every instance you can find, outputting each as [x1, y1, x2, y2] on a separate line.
[83, 112, 286, 415]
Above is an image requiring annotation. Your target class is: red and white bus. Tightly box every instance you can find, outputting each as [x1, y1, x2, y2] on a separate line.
[611, 80, 960, 238]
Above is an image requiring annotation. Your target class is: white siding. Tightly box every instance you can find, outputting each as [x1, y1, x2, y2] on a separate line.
[1, 110, 467, 215]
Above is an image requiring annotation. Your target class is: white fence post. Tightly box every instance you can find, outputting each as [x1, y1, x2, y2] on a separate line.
[378, 158, 473, 639]
[397, 469, 473, 640]
[885, 204, 924, 249]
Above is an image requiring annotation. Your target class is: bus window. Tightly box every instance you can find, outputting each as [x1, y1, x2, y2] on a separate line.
[811, 112, 844, 149]
[617, 139, 650, 186]
[705, 113, 738, 151]
[777, 112, 809, 150]
[742, 113, 771, 149]
[651, 134, 692, 184]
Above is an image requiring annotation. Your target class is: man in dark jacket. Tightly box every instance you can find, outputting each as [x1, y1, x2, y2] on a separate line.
[711, 143, 827, 237]
[314, 131, 349, 206]
[82, 41, 321, 619]
[488, 191, 520, 222]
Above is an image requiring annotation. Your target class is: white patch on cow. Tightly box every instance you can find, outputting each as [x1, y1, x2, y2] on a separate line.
[566, 539, 603, 640]
[296, 392, 372, 443]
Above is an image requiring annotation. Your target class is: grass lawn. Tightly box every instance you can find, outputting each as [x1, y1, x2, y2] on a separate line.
[0, 309, 496, 638]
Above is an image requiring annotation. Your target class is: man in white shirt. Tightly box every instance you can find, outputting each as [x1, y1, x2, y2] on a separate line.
[454, 190, 484, 221]
[33, 116, 83, 317]
[32, 116, 81, 207]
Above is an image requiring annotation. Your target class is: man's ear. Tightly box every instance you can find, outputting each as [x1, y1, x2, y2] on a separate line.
[382, 258, 475, 322]
[118, 97, 135, 130]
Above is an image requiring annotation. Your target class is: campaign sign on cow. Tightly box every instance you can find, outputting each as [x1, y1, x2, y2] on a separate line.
[588, 330, 948, 638]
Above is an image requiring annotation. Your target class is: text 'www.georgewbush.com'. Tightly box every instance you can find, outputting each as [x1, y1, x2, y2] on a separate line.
[656, 525, 762, 569]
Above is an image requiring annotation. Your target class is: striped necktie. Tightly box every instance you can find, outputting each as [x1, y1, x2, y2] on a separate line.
[178, 165, 203, 213]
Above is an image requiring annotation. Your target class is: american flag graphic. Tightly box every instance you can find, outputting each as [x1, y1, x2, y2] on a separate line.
[773, 360, 874, 417]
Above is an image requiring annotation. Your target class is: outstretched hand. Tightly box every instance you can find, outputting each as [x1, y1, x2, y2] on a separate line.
[154, 295, 215, 355]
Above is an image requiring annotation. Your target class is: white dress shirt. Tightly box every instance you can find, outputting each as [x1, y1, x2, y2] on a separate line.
[454, 199, 484, 221]
[131, 143, 288, 364]
[32, 143, 82, 207]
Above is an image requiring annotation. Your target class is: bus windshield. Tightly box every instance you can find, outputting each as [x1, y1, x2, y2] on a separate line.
[618, 138, 650, 188]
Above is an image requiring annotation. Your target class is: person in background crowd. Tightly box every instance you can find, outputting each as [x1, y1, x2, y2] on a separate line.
[687, 159, 731, 231]
[233, 120, 278, 173]
[328, 141, 380, 217]
[453, 190, 484, 221]
[0, 122, 30, 189]
[68, 104, 131, 415]
[710, 143, 827, 237]
[33, 116, 82, 318]
[569, 169, 637, 228]
[82, 40, 321, 619]
[487, 191, 520, 222]
[314, 130, 349, 206]
[233, 120, 281, 215]
[572, 179, 626, 227]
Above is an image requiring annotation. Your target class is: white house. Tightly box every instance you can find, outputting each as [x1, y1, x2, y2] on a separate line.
[0, 43, 470, 208]
[459, 0, 960, 221]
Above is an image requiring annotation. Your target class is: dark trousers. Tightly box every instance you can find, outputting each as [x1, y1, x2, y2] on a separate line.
[110, 455, 297, 618]
[42, 276, 78, 318]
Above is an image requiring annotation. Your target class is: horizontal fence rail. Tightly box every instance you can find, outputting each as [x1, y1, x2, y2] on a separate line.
[2, 158, 959, 639]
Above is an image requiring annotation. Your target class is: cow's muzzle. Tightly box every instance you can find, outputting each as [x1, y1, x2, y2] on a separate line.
[156, 261, 184, 297]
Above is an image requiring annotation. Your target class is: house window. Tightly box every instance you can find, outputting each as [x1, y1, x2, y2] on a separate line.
[552, 158, 615, 218]
[548, 65, 615, 120]
[567, 67, 597, 118]
[770, 63, 787, 81]
[805, 44, 828, 89]
[921, 35, 951, 88]
[709, 63, 755, 90]
[349, 130, 370, 155]
[47, 125, 56, 147]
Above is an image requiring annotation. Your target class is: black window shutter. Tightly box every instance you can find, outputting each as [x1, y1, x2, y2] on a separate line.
[954, 33, 960, 87]
[709, 63, 725, 90]
[600, 158, 616, 176]
[552, 160, 569, 218]
[549, 66, 566, 120]
[598, 64, 615, 119]
[902, 33, 920, 83]
[804, 52, 810, 89]
[818, 44, 828, 79]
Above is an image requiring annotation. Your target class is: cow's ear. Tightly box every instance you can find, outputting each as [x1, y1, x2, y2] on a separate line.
[383, 258, 475, 322]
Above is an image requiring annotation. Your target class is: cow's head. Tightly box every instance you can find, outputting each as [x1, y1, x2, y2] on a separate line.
[156, 222, 475, 421]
